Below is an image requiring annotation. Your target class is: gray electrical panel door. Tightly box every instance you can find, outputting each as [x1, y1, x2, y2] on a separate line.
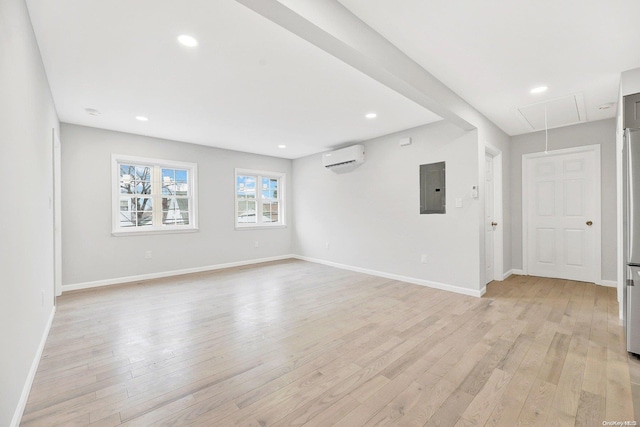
[420, 162, 445, 214]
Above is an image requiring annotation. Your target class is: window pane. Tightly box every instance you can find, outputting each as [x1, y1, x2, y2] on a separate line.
[120, 198, 132, 211]
[175, 169, 187, 183]
[120, 165, 135, 194]
[120, 181, 134, 194]
[136, 166, 151, 181]
[162, 183, 175, 195]
[119, 197, 136, 227]
[136, 197, 153, 211]
[177, 198, 189, 211]
[120, 164, 133, 177]
[262, 177, 278, 199]
[162, 168, 175, 183]
[237, 175, 256, 199]
[135, 181, 151, 194]
[162, 197, 188, 225]
[176, 182, 188, 196]
[137, 211, 153, 226]
[238, 200, 257, 223]
[262, 201, 278, 222]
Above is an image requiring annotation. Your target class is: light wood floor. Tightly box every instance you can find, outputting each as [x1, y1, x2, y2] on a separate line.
[21, 260, 635, 426]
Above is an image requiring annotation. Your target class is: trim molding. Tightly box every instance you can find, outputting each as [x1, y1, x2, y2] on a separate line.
[293, 255, 485, 298]
[11, 307, 56, 427]
[62, 255, 295, 292]
[599, 280, 618, 288]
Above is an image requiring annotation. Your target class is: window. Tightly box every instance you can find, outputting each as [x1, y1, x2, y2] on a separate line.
[235, 169, 285, 228]
[112, 155, 197, 235]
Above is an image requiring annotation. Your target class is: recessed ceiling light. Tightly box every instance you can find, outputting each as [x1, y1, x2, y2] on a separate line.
[135, 116, 149, 122]
[85, 108, 100, 116]
[530, 86, 548, 94]
[365, 113, 377, 119]
[177, 35, 198, 47]
[598, 102, 615, 110]
[278, 144, 286, 149]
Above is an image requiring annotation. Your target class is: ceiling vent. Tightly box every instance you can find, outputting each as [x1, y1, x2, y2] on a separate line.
[516, 93, 586, 132]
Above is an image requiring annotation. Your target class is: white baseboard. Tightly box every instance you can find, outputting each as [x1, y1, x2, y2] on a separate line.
[62, 255, 295, 292]
[63, 253, 490, 297]
[503, 269, 525, 279]
[11, 306, 56, 427]
[292, 255, 485, 298]
[599, 279, 618, 288]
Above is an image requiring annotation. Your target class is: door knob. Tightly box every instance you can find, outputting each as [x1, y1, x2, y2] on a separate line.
[491, 222, 498, 226]
[586, 220, 593, 226]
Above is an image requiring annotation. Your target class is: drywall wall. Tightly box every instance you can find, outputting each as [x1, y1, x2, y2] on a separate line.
[60, 124, 293, 286]
[0, 0, 59, 424]
[292, 121, 483, 294]
[243, 0, 512, 282]
[510, 118, 617, 281]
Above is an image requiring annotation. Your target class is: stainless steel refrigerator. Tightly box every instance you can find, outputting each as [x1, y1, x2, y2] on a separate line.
[624, 92, 640, 354]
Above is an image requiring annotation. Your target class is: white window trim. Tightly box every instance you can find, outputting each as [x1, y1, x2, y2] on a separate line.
[112, 154, 198, 236]
[235, 168, 286, 229]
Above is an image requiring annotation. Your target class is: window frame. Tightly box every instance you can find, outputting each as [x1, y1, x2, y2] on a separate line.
[111, 154, 198, 236]
[235, 168, 286, 229]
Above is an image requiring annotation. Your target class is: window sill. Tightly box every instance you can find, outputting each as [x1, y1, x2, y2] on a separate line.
[235, 224, 287, 231]
[112, 228, 199, 237]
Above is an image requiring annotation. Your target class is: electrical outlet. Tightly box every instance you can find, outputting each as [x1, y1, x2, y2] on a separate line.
[254, 241, 259, 248]
[145, 250, 152, 260]
[325, 242, 330, 249]
[421, 254, 428, 264]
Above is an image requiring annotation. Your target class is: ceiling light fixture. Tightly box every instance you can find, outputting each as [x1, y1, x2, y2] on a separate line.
[177, 35, 198, 47]
[135, 116, 149, 122]
[85, 108, 100, 116]
[365, 113, 377, 119]
[278, 144, 286, 149]
[530, 86, 548, 94]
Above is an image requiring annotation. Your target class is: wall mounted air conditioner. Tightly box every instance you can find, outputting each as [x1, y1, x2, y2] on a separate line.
[322, 144, 365, 169]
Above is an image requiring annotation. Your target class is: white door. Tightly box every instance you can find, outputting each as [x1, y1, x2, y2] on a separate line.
[524, 148, 599, 282]
[485, 154, 495, 285]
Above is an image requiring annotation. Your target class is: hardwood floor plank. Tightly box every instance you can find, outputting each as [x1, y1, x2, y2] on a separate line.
[458, 368, 511, 426]
[516, 378, 557, 426]
[19, 262, 636, 426]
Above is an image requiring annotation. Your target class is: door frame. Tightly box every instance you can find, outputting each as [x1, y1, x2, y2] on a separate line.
[485, 145, 503, 282]
[521, 144, 602, 283]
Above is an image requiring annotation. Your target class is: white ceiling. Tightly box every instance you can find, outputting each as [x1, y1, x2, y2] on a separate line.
[24, 0, 440, 159]
[337, 0, 640, 136]
[26, 0, 640, 158]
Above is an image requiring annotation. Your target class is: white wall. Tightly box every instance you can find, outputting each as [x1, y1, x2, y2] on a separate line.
[0, 0, 59, 424]
[510, 118, 617, 281]
[60, 124, 293, 287]
[292, 121, 484, 294]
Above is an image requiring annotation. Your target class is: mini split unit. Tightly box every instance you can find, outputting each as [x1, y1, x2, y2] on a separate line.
[322, 144, 365, 169]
